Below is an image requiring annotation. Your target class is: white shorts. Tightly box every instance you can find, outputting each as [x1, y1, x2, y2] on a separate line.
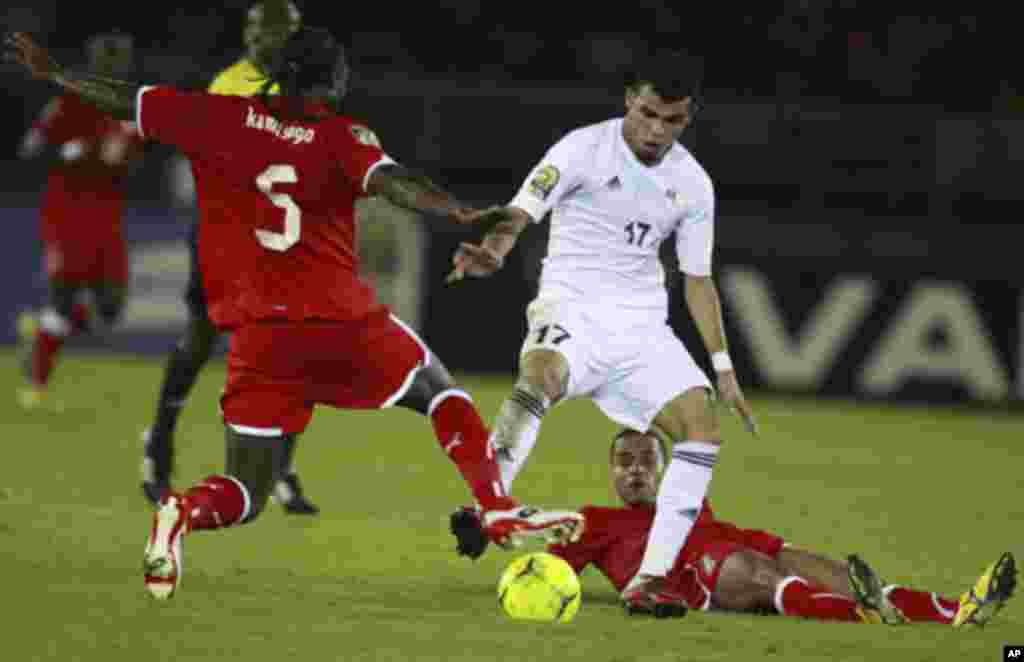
[519, 298, 711, 431]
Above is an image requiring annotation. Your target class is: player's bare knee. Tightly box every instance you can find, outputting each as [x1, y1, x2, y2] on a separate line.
[654, 388, 720, 442]
[520, 350, 569, 402]
[396, 355, 457, 415]
[715, 550, 780, 611]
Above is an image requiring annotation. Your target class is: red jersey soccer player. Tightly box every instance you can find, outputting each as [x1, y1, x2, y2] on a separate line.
[8, 29, 583, 600]
[539, 429, 1015, 627]
[16, 32, 144, 409]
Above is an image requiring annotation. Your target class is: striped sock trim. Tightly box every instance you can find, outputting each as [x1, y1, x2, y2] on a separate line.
[671, 441, 720, 469]
[510, 388, 547, 420]
[774, 576, 808, 615]
[427, 388, 472, 417]
[222, 475, 252, 524]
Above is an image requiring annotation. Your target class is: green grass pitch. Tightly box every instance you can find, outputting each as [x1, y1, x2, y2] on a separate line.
[2, 350, 1021, 662]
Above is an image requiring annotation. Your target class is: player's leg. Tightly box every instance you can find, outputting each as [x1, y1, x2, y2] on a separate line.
[141, 313, 218, 504]
[142, 222, 217, 503]
[491, 299, 589, 494]
[143, 426, 283, 600]
[270, 433, 319, 515]
[392, 345, 582, 548]
[849, 553, 1014, 626]
[775, 547, 853, 598]
[713, 547, 862, 621]
[779, 542, 968, 623]
[91, 280, 126, 330]
[490, 348, 569, 492]
[626, 387, 721, 602]
[18, 280, 83, 407]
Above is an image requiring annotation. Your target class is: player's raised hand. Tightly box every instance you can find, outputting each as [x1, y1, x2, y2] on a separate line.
[716, 371, 759, 438]
[4, 32, 60, 80]
[445, 242, 504, 284]
[451, 205, 517, 233]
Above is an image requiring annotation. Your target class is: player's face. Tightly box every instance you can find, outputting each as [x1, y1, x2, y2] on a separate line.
[244, 3, 301, 70]
[622, 85, 695, 166]
[88, 35, 133, 76]
[611, 432, 663, 506]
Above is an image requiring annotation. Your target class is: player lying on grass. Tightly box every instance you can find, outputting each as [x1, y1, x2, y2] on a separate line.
[6, 29, 583, 600]
[453, 429, 1016, 625]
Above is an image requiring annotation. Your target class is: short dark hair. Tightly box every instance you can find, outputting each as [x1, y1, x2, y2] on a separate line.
[263, 26, 348, 98]
[626, 50, 703, 105]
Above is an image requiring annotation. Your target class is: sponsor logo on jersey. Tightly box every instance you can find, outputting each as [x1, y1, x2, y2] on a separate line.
[528, 164, 560, 200]
[350, 125, 382, 148]
[244, 106, 316, 145]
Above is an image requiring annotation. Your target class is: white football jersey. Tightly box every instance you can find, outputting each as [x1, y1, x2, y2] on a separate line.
[509, 118, 714, 323]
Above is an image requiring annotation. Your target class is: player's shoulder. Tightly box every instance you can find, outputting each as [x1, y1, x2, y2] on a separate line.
[554, 118, 618, 153]
[328, 115, 384, 147]
[666, 142, 714, 191]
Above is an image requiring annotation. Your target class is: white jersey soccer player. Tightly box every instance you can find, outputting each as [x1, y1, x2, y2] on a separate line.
[507, 116, 715, 431]
[447, 51, 758, 617]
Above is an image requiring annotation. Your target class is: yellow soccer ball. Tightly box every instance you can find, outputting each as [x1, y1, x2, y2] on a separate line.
[497, 552, 581, 623]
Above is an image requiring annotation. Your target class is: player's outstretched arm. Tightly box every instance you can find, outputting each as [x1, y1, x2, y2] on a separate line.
[445, 206, 531, 284]
[366, 164, 478, 224]
[5, 32, 140, 120]
[685, 274, 758, 437]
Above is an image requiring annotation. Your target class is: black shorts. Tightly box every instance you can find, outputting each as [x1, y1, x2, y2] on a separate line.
[184, 221, 209, 321]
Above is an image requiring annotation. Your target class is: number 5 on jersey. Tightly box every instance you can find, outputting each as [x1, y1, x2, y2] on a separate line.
[255, 164, 301, 252]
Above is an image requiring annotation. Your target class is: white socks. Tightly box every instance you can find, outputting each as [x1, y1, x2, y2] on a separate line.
[490, 381, 550, 494]
[635, 441, 719, 579]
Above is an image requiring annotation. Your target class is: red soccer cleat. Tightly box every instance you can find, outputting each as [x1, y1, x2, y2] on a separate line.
[481, 501, 584, 549]
[143, 495, 189, 599]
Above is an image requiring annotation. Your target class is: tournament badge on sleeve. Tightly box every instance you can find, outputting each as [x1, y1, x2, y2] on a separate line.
[528, 164, 560, 200]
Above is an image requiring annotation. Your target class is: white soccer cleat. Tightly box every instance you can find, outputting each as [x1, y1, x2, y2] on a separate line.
[482, 506, 584, 549]
[144, 496, 188, 600]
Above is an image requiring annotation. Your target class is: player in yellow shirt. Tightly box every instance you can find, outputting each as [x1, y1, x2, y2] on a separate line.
[140, 1, 319, 514]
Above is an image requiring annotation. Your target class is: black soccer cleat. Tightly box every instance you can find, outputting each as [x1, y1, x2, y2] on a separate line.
[450, 506, 490, 560]
[275, 474, 320, 515]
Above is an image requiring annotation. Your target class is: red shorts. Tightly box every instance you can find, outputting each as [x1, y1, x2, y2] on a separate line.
[668, 520, 785, 611]
[220, 310, 427, 435]
[43, 235, 127, 285]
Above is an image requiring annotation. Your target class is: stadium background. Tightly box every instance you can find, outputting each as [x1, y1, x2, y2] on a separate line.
[2, 7, 1023, 662]
[1, 4, 1021, 408]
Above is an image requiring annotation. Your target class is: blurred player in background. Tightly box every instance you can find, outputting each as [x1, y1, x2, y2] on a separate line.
[8, 27, 584, 601]
[446, 51, 757, 615]
[458, 429, 1017, 626]
[15, 31, 144, 410]
[139, 1, 320, 515]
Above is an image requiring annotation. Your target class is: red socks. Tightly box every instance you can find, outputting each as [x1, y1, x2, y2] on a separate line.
[775, 577, 959, 624]
[30, 304, 90, 387]
[776, 577, 861, 622]
[886, 586, 958, 624]
[31, 331, 64, 386]
[179, 475, 250, 531]
[429, 390, 513, 511]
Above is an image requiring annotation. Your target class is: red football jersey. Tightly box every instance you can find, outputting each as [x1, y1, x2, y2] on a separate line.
[32, 93, 143, 241]
[547, 501, 719, 593]
[137, 86, 395, 328]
